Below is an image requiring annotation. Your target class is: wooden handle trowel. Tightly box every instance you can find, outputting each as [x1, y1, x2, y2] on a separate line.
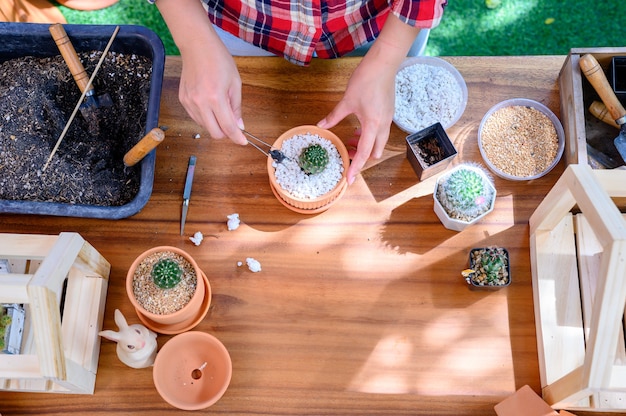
[579, 54, 626, 162]
[49, 23, 113, 133]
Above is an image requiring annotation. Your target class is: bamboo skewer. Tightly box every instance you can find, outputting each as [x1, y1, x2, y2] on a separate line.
[42, 25, 120, 172]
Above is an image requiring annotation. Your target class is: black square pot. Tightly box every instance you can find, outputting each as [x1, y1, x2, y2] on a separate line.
[0, 22, 165, 219]
[467, 247, 511, 290]
[405, 122, 457, 181]
[610, 56, 626, 104]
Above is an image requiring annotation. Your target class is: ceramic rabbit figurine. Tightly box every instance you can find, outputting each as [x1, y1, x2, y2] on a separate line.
[99, 309, 157, 369]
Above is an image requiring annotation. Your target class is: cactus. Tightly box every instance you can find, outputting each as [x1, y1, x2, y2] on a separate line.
[480, 247, 506, 284]
[151, 258, 182, 289]
[0, 309, 11, 350]
[436, 164, 494, 222]
[298, 144, 329, 175]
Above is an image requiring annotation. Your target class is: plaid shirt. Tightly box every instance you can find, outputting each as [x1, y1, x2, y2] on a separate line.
[202, 0, 447, 65]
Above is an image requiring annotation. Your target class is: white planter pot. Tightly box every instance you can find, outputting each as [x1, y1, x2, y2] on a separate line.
[433, 165, 496, 232]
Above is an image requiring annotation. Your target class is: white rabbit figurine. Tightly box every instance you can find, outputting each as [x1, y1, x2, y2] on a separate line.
[99, 309, 157, 369]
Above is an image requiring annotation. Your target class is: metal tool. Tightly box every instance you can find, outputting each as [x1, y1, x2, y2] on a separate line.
[586, 143, 622, 169]
[242, 130, 288, 163]
[180, 156, 196, 236]
[579, 54, 626, 161]
[49, 23, 114, 133]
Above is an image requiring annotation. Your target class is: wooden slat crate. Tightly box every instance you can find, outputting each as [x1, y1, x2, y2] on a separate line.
[0, 232, 110, 394]
[558, 47, 626, 167]
[530, 164, 626, 411]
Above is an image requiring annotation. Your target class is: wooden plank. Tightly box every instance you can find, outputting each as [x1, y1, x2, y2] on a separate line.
[0, 234, 58, 259]
[0, 355, 41, 379]
[531, 213, 586, 387]
[529, 166, 578, 233]
[558, 52, 587, 166]
[0, 274, 30, 303]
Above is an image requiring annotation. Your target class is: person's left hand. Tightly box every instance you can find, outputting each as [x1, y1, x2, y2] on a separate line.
[317, 55, 396, 185]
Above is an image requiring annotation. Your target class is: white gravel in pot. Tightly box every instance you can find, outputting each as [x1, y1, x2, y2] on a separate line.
[273, 132, 343, 199]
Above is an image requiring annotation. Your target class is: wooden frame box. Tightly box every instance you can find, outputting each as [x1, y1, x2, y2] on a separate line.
[558, 47, 626, 167]
[530, 164, 626, 412]
[0, 233, 110, 394]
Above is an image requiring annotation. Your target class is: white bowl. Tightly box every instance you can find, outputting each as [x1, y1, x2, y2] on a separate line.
[393, 56, 468, 134]
[478, 98, 565, 181]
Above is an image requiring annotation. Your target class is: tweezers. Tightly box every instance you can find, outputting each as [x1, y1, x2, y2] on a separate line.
[180, 155, 196, 235]
[242, 130, 288, 163]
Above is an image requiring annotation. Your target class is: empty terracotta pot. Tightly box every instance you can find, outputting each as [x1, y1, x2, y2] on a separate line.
[153, 331, 232, 410]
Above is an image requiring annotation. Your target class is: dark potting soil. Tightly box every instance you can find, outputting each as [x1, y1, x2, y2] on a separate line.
[0, 51, 152, 206]
[414, 135, 445, 167]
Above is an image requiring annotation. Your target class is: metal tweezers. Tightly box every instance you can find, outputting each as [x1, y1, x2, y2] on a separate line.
[242, 130, 288, 163]
[180, 155, 196, 235]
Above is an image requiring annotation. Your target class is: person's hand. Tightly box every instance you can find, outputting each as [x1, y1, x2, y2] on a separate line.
[317, 15, 421, 185]
[156, 0, 246, 145]
[178, 42, 247, 145]
[317, 56, 395, 185]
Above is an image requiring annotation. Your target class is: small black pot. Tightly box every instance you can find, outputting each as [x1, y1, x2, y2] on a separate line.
[466, 247, 511, 290]
[406, 122, 457, 181]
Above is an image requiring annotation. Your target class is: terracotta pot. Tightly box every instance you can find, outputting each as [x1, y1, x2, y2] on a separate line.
[126, 246, 211, 334]
[56, 0, 119, 10]
[267, 125, 349, 214]
[153, 331, 232, 410]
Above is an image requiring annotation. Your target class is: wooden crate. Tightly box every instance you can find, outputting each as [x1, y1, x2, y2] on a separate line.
[0, 233, 110, 394]
[558, 47, 626, 167]
[530, 164, 626, 411]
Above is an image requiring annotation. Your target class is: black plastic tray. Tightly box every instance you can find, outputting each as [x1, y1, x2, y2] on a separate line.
[0, 22, 164, 219]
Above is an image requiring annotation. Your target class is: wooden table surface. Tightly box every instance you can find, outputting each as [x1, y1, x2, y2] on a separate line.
[0, 55, 611, 415]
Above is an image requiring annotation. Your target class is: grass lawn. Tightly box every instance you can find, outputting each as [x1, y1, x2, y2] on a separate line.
[57, 0, 626, 57]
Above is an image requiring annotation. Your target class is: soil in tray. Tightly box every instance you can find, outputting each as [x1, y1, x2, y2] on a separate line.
[0, 51, 152, 206]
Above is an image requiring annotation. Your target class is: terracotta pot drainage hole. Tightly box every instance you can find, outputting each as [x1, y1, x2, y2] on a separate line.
[191, 362, 207, 380]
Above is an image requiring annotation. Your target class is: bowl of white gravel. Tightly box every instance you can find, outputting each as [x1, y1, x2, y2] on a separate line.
[394, 56, 468, 134]
[267, 125, 350, 213]
[478, 98, 565, 180]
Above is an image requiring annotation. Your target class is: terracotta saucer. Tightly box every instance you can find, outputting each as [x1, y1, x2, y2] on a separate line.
[269, 179, 347, 214]
[136, 272, 211, 335]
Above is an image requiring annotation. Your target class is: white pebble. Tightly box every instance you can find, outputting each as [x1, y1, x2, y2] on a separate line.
[227, 213, 240, 231]
[246, 257, 261, 273]
[237, 261, 243, 267]
[189, 231, 204, 246]
[394, 63, 462, 131]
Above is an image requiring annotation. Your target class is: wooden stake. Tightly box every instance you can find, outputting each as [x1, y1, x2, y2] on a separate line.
[42, 25, 120, 172]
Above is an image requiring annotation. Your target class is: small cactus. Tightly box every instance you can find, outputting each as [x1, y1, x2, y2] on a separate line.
[298, 144, 329, 175]
[152, 258, 182, 289]
[437, 164, 494, 222]
[0, 310, 11, 351]
[480, 247, 506, 284]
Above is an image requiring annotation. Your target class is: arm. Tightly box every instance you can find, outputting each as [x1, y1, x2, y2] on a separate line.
[318, 13, 421, 185]
[156, 0, 247, 144]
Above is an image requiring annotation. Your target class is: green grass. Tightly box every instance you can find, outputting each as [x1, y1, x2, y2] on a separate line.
[56, 0, 626, 57]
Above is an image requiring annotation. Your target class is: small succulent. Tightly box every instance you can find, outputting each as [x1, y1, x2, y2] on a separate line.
[0, 309, 11, 350]
[437, 164, 494, 222]
[480, 247, 507, 284]
[152, 258, 182, 289]
[298, 144, 329, 175]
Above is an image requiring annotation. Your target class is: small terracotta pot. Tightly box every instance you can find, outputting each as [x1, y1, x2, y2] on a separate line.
[126, 246, 210, 334]
[267, 125, 349, 213]
[56, 0, 119, 10]
[153, 331, 232, 410]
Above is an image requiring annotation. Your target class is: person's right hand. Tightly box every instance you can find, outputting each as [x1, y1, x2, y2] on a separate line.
[178, 42, 247, 145]
[156, 0, 247, 145]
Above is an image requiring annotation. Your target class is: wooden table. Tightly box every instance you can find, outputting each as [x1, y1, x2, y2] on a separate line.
[0, 55, 609, 415]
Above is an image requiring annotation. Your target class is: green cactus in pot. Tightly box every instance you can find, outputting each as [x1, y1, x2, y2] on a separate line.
[298, 144, 329, 175]
[436, 163, 495, 222]
[152, 258, 183, 289]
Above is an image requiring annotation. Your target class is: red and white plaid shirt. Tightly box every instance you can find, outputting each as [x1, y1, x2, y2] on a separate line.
[202, 0, 447, 65]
